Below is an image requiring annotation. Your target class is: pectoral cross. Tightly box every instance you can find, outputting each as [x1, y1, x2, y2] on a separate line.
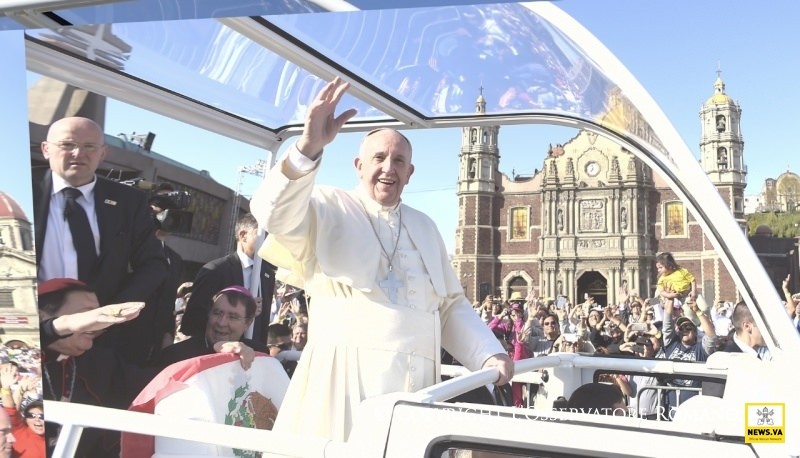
[380, 266, 405, 304]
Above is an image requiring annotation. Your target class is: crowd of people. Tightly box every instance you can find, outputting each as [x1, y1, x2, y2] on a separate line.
[22, 76, 799, 455]
[0, 347, 44, 458]
[472, 252, 798, 417]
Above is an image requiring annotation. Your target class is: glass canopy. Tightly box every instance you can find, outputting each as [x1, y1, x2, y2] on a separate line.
[17, 0, 659, 153]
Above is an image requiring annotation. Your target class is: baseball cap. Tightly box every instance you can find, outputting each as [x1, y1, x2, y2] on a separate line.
[675, 316, 695, 329]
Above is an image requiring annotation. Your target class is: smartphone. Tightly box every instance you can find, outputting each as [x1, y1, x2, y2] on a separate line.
[629, 322, 648, 333]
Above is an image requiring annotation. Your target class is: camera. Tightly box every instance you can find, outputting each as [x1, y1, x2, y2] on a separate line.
[149, 190, 191, 211]
[150, 191, 193, 234]
[119, 177, 194, 234]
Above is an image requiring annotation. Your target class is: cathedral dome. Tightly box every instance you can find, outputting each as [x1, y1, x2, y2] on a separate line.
[707, 93, 734, 105]
[0, 191, 29, 221]
[706, 76, 735, 105]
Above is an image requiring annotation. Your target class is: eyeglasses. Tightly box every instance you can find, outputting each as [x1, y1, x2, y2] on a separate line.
[679, 324, 696, 332]
[268, 342, 292, 351]
[209, 309, 246, 323]
[24, 412, 44, 420]
[48, 141, 101, 153]
[543, 321, 557, 326]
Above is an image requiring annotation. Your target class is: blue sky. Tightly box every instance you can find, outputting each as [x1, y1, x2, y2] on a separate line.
[3, 1, 799, 254]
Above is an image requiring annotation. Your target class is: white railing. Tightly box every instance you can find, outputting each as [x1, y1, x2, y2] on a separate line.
[417, 354, 726, 404]
[45, 401, 347, 458]
[48, 355, 730, 457]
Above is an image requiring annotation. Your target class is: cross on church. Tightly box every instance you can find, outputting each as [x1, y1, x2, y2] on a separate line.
[380, 268, 405, 304]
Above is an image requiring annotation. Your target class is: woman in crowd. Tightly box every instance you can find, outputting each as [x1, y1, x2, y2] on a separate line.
[1, 366, 44, 458]
[488, 303, 530, 407]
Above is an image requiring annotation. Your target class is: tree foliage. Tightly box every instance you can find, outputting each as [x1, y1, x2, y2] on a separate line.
[746, 212, 800, 238]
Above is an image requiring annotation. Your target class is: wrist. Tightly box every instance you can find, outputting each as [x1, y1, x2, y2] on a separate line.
[295, 138, 322, 160]
[46, 317, 73, 339]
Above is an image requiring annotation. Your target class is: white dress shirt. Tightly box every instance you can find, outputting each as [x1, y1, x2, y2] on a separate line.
[38, 174, 101, 281]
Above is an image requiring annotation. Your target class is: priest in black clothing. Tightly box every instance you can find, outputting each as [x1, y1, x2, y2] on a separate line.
[156, 285, 268, 370]
[38, 278, 149, 458]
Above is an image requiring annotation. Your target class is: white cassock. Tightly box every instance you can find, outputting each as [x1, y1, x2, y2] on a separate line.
[251, 153, 505, 442]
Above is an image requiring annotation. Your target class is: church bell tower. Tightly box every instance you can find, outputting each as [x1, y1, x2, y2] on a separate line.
[454, 89, 500, 303]
[699, 70, 746, 220]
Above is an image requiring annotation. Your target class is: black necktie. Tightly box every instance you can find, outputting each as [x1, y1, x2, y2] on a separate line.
[63, 187, 97, 281]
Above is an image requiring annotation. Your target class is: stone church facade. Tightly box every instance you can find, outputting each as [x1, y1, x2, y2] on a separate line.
[0, 192, 40, 347]
[454, 74, 746, 306]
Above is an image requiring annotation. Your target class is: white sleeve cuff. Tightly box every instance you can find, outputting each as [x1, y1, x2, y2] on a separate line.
[286, 142, 320, 174]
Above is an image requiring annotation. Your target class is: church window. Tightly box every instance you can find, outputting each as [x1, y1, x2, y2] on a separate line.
[664, 201, 686, 237]
[20, 231, 32, 251]
[468, 158, 477, 179]
[470, 128, 477, 144]
[509, 207, 529, 241]
[0, 290, 12, 308]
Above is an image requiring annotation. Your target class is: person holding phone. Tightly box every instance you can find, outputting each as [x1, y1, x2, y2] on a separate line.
[617, 333, 662, 419]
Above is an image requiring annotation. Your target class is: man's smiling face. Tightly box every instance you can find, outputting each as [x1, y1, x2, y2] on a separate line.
[354, 129, 414, 207]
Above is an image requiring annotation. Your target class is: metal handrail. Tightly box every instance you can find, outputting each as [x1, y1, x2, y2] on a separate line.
[632, 384, 703, 420]
[45, 401, 340, 458]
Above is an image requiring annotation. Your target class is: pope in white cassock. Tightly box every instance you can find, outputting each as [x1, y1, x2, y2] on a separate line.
[251, 77, 513, 441]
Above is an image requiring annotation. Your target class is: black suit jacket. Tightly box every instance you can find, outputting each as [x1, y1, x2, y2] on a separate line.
[33, 169, 168, 304]
[33, 169, 168, 360]
[43, 347, 156, 457]
[180, 253, 276, 344]
[135, 244, 184, 365]
[722, 339, 745, 353]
